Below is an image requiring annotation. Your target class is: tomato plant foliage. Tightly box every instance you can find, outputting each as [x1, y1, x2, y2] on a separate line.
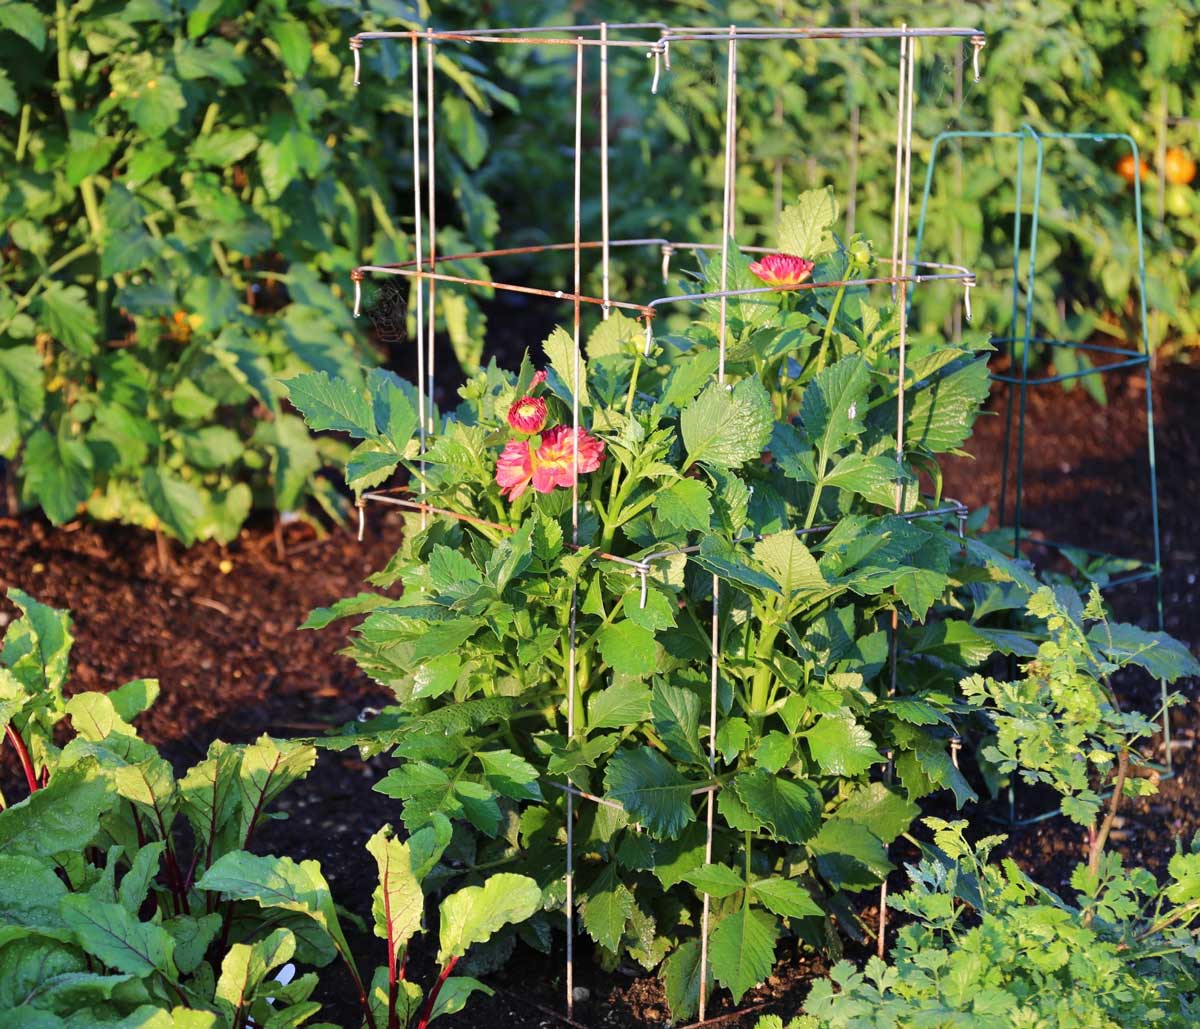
[0, 0, 509, 540]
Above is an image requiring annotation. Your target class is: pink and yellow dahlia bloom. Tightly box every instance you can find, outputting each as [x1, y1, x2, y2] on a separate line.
[748, 253, 815, 290]
[494, 426, 606, 501]
[507, 395, 548, 435]
[533, 426, 605, 490]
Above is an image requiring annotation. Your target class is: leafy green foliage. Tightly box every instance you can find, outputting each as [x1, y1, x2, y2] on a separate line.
[0, 591, 541, 1028]
[0, 0, 507, 539]
[768, 585, 1200, 1028]
[289, 195, 1022, 1017]
[792, 821, 1200, 1028]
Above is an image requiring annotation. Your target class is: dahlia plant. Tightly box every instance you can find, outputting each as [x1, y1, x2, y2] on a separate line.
[287, 189, 1026, 1019]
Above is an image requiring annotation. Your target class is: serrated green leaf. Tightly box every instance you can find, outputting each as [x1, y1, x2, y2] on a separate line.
[680, 863, 745, 899]
[709, 905, 778, 1003]
[801, 356, 869, 467]
[587, 683, 652, 730]
[604, 747, 697, 840]
[682, 378, 773, 468]
[732, 769, 822, 844]
[597, 620, 657, 678]
[477, 749, 542, 801]
[580, 864, 633, 951]
[283, 372, 375, 439]
[651, 682, 706, 765]
[656, 477, 712, 533]
[37, 283, 97, 356]
[830, 783, 918, 845]
[1089, 622, 1200, 681]
[542, 326, 588, 409]
[808, 821, 893, 892]
[752, 532, 827, 598]
[661, 938, 712, 1023]
[779, 187, 838, 258]
[20, 428, 92, 526]
[269, 17, 311, 77]
[0, 3, 46, 48]
[822, 452, 908, 506]
[750, 877, 822, 919]
[693, 536, 781, 596]
[804, 711, 883, 777]
[191, 128, 259, 166]
[903, 358, 990, 453]
[141, 467, 205, 545]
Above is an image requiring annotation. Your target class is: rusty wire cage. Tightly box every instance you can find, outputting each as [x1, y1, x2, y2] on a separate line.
[346, 19, 987, 1024]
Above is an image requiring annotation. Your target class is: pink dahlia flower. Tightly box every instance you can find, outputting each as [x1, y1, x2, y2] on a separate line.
[494, 426, 605, 501]
[496, 439, 536, 500]
[530, 369, 547, 388]
[748, 253, 815, 289]
[533, 426, 605, 491]
[507, 395, 548, 435]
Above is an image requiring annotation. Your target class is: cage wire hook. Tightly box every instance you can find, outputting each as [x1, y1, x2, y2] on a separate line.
[643, 318, 654, 357]
[964, 274, 975, 323]
[638, 564, 649, 609]
[971, 36, 985, 82]
[661, 244, 674, 283]
[950, 736, 962, 769]
[350, 36, 362, 86]
[351, 268, 363, 318]
[648, 38, 668, 94]
[356, 497, 365, 542]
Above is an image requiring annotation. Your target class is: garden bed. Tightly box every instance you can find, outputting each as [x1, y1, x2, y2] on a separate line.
[1, 357, 1197, 1028]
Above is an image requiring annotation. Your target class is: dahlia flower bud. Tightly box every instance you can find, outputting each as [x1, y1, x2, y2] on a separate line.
[748, 253, 815, 289]
[507, 395, 548, 435]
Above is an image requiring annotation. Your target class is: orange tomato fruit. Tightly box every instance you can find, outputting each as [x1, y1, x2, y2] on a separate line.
[1116, 153, 1150, 183]
[1164, 147, 1197, 186]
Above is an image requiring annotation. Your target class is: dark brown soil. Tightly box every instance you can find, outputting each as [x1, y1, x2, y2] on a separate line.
[0, 355, 1196, 1028]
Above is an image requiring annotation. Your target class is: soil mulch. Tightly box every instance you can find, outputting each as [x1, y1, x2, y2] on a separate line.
[1, 356, 1197, 1028]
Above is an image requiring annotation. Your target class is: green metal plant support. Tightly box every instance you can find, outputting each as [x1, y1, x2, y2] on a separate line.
[914, 124, 1172, 824]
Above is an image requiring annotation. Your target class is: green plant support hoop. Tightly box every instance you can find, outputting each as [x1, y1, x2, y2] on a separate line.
[914, 124, 1173, 824]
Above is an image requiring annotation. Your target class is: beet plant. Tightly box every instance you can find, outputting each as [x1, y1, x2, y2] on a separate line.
[285, 191, 1051, 1019]
[0, 589, 541, 1029]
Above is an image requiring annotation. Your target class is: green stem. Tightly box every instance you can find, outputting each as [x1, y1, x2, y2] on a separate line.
[199, 102, 219, 136]
[748, 619, 780, 719]
[813, 282, 847, 375]
[15, 104, 31, 162]
[0, 243, 94, 337]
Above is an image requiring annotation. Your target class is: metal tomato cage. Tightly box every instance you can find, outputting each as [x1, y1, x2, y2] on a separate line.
[347, 21, 985, 1024]
[913, 126, 1173, 823]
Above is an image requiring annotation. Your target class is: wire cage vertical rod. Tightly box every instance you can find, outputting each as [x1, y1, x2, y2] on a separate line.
[564, 37, 585, 1021]
[697, 26, 738, 1025]
[410, 36, 428, 531]
[600, 22, 611, 318]
[879, 24, 916, 961]
[425, 33, 438, 438]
